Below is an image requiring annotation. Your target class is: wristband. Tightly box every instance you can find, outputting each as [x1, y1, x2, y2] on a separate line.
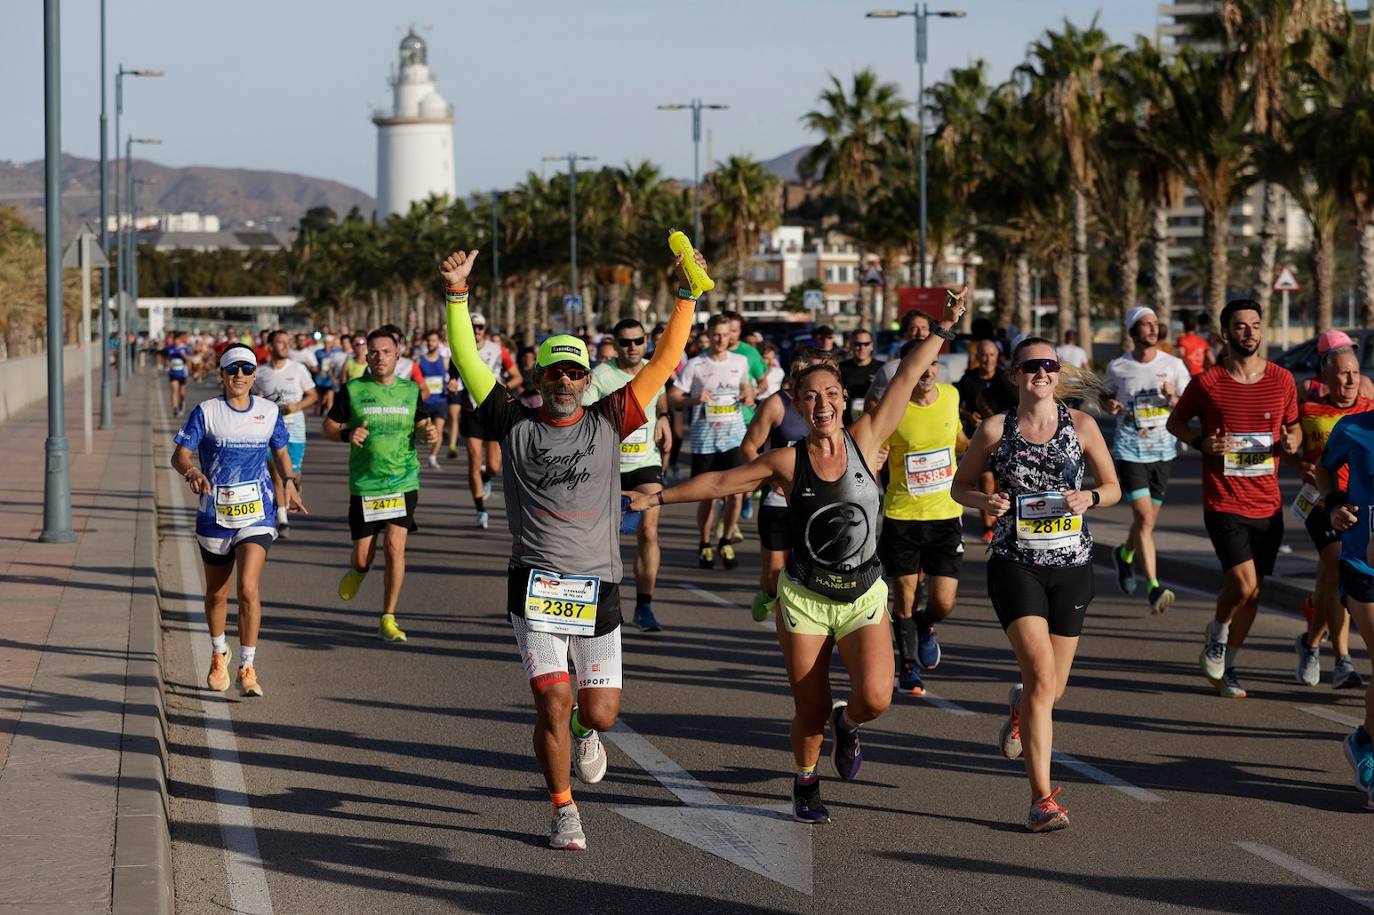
[342, 426, 354, 443]
[445, 284, 469, 295]
[1324, 490, 1349, 511]
[1090, 489, 1100, 507]
[676, 287, 698, 302]
[656, 491, 665, 506]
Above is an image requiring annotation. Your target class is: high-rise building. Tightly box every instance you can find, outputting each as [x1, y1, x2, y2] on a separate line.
[372, 29, 456, 219]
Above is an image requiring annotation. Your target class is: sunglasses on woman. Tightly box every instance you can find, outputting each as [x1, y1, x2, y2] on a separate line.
[223, 362, 256, 377]
[1015, 358, 1061, 375]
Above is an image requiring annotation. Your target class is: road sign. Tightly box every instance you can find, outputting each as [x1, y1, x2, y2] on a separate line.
[562, 294, 582, 314]
[1273, 266, 1300, 292]
[862, 265, 885, 287]
[802, 289, 823, 310]
[62, 223, 109, 269]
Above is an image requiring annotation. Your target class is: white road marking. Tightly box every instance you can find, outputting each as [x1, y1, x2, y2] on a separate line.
[918, 691, 977, 717]
[158, 388, 275, 915]
[604, 722, 814, 896]
[1051, 751, 1166, 803]
[680, 583, 773, 630]
[1236, 842, 1374, 911]
[1297, 705, 1365, 729]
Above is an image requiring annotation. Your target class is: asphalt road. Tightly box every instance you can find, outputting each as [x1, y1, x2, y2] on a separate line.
[155, 379, 1372, 915]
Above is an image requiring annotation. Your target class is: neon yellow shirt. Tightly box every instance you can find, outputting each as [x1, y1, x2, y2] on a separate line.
[883, 384, 962, 521]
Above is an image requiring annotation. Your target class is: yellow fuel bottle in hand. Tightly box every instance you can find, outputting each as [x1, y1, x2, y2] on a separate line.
[667, 228, 715, 297]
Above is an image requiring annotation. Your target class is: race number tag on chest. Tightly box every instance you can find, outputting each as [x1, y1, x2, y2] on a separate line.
[1224, 432, 1275, 477]
[361, 492, 407, 523]
[1133, 393, 1169, 430]
[214, 481, 265, 529]
[424, 375, 444, 396]
[1016, 491, 1082, 551]
[620, 424, 650, 457]
[905, 448, 954, 496]
[524, 569, 599, 636]
[706, 393, 740, 424]
[1291, 482, 1320, 522]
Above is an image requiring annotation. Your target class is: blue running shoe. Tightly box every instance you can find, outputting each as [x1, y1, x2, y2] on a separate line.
[741, 496, 755, 521]
[917, 622, 941, 670]
[897, 663, 925, 696]
[831, 701, 862, 780]
[1343, 728, 1374, 792]
[632, 604, 662, 632]
[1113, 545, 1138, 595]
[792, 779, 830, 824]
[620, 495, 642, 535]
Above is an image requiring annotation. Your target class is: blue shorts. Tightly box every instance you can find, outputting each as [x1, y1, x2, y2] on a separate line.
[286, 441, 305, 475]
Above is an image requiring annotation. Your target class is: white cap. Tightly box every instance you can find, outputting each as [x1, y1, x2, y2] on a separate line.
[1124, 306, 1156, 332]
[219, 345, 258, 369]
[469, 312, 487, 326]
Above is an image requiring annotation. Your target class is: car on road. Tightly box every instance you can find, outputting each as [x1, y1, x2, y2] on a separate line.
[1270, 329, 1374, 388]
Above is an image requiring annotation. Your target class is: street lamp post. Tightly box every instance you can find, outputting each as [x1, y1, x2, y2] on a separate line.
[656, 99, 728, 249]
[123, 138, 160, 381]
[112, 65, 162, 394]
[542, 153, 597, 333]
[40, 0, 74, 543]
[490, 190, 501, 332]
[867, 5, 965, 287]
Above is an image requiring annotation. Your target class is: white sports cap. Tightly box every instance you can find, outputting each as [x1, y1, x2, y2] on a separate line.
[1124, 306, 1156, 332]
[219, 345, 258, 369]
[469, 312, 487, 326]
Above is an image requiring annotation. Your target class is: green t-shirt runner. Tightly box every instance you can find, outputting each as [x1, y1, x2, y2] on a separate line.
[583, 361, 664, 472]
[329, 375, 425, 496]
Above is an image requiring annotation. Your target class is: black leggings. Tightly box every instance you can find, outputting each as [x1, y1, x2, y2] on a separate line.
[986, 554, 1093, 638]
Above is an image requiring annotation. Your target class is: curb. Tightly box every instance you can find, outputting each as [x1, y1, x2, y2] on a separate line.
[112, 379, 174, 915]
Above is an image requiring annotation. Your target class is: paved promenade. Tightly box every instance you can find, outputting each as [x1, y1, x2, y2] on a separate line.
[0, 373, 170, 914]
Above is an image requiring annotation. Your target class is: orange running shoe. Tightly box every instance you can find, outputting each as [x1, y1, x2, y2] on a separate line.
[1026, 786, 1069, 832]
[237, 664, 263, 698]
[206, 652, 230, 692]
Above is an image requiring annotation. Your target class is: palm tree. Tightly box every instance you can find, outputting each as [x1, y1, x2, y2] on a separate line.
[1133, 46, 1257, 325]
[1021, 18, 1121, 348]
[705, 155, 782, 308]
[799, 68, 906, 318]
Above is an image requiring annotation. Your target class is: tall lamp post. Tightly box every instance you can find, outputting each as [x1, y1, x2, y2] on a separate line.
[541, 152, 597, 333]
[40, 0, 74, 543]
[866, 5, 965, 286]
[123, 138, 160, 382]
[112, 65, 162, 394]
[656, 99, 728, 249]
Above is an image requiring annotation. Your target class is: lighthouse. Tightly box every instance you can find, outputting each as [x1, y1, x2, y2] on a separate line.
[373, 29, 456, 219]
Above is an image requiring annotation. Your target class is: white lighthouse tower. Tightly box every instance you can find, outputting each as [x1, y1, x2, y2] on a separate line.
[373, 29, 456, 219]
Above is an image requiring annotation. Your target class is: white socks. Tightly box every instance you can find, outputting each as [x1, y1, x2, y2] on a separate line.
[240, 646, 256, 668]
[211, 634, 228, 655]
[277, 507, 288, 524]
[1209, 619, 1230, 645]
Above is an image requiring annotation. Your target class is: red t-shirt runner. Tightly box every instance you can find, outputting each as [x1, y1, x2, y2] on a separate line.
[1172, 362, 1298, 518]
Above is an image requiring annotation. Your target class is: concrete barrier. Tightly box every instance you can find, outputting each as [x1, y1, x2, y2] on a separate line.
[0, 344, 93, 426]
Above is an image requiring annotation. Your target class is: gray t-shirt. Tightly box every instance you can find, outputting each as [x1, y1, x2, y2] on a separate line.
[480, 384, 645, 633]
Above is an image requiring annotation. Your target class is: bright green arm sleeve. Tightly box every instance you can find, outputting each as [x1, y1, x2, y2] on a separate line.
[445, 289, 496, 407]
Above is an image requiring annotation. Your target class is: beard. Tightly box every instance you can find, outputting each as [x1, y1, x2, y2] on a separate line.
[1227, 336, 1260, 358]
[541, 386, 580, 419]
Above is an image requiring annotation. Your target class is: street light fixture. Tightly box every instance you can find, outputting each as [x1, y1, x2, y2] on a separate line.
[122, 138, 160, 384]
[867, 5, 965, 287]
[111, 63, 162, 395]
[656, 100, 729, 249]
[542, 152, 597, 333]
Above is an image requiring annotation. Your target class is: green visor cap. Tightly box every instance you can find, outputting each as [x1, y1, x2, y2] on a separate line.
[537, 335, 590, 370]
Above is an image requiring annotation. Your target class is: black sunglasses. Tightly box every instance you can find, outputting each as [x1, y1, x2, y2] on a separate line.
[853, 340, 873, 347]
[223, 362, 256, 376]
[1016, 358, 1061, 375]
[471, 324, 486, 331]
[617, 336, 646, 347]
[543, 364, 589, 381]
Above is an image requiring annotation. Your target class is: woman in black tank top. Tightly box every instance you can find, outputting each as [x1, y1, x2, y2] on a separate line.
[638, 292, 968, 823]
[952, 336, 1120, 832]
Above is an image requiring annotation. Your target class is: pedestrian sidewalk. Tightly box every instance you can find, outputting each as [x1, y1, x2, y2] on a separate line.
[0, 371, 170, 914]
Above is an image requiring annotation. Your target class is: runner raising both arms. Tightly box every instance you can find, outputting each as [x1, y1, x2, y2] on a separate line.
[444, 244, 703, 851]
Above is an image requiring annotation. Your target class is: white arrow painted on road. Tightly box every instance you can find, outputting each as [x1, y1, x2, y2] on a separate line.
[603, 722, 814, 896]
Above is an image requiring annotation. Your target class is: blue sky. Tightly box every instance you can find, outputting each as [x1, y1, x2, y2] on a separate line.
[3, 1, 1158, 197]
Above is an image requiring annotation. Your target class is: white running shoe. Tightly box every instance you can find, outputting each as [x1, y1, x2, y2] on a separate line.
[573, 730, 608, 784]
[1200, 626, 1227, 684]
[427, 454, 440, 470]
[549, 803, 586, 850]
[476, 511, 489, 529]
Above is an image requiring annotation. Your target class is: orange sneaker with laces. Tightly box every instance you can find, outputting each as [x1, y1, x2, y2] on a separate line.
[1027, 786, 1069, 832]
[237, 664, 263, 698]
[206, 652, 230, 692]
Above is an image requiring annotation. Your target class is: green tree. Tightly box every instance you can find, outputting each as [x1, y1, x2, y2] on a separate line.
[705, 155, 782, 308]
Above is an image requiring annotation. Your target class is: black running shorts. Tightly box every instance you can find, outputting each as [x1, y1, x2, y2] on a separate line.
[758, 503, 790, 552]
[1339, 561, 1374, 605]
[348, 490, 419, 541]
[1115, 458, 1172, 505]
[199, 533, 274, 567]
[1304, 504, 1342, 552]
[878, 517, 965, 579]
[691, 447, 744, 477]
[620, 465, 663, 490]
[1203, 510, 1284, 577]
[986, 554, 1093, 638]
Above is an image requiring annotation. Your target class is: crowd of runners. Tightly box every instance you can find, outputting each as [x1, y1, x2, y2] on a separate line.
[162, 236, 1374, 850]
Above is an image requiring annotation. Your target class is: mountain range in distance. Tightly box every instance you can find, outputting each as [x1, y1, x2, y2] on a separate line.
[1, 146, 810, 236]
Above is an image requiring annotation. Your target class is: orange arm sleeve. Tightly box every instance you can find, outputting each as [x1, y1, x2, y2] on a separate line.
[628, 294, 696, 408]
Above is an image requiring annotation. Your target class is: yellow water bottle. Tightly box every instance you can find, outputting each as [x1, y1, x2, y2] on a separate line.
[667, 228, 715, 297]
